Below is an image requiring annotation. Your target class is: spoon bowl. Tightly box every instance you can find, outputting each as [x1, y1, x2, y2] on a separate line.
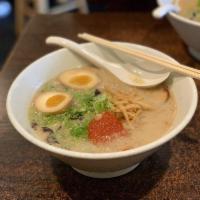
[46, 36, 170, 87]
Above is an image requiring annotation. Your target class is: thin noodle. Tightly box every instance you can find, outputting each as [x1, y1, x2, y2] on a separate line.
[105, 87, 152, 129]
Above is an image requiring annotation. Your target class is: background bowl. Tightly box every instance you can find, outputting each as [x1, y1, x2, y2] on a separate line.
[6, 42, 198, 178]
[157, 0, 200, 60]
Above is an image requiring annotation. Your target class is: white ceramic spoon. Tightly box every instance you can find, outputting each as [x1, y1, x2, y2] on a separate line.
[152, 4, 180, 19]
[46, 36, 170, 87]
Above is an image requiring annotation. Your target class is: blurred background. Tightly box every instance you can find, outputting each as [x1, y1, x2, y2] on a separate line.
[0, 0, 156, 69]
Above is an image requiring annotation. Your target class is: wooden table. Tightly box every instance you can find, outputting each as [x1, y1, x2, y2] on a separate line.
[1, 13, 200, 200]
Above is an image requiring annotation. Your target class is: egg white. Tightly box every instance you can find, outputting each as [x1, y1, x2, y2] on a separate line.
[34, 92, 72, 113]
[58, 69, 100, 89]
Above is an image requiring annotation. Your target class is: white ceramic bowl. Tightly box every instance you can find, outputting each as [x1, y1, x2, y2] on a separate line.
[6, 42, 198, 178]
[156, 0, 200, 60]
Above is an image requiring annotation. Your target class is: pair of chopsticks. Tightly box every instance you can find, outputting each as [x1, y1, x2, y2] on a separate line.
[78, 33, 200, 80]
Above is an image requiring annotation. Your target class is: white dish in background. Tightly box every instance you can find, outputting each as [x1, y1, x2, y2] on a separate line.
[6, 42, 198, 178]
[154, 0, 200, 60]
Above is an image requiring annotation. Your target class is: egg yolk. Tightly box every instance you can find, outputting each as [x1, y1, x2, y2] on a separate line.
[69, 75, 92, 86]
[46, 95, 66, 107]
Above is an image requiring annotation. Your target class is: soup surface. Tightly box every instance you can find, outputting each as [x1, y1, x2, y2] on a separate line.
[178, 0, 200, 22]
[29, 67, 177, 153]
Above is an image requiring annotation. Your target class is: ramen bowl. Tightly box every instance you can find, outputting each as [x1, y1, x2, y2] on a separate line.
[155, 0, 200, 60]
[6, 42, 198, 178]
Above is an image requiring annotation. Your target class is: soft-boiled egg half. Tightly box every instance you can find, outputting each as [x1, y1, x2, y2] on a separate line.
[34, 92, 72, 113]
[58, 69, 100, 89]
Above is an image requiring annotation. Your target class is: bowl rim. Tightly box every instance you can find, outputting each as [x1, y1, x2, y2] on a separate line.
[6, 42, 198, 160]
[157, 0, 200, 27]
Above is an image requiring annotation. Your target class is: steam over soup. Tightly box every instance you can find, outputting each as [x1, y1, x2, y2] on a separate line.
[178, 0, 200, 22]
[29, 67, 177, 153]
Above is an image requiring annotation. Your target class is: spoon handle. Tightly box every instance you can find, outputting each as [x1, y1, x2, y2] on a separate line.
[152, 4, 180, 19]
[46, 36, 113, 71]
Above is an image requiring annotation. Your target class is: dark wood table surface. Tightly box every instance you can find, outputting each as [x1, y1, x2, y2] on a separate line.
[1, 12, 200, 200]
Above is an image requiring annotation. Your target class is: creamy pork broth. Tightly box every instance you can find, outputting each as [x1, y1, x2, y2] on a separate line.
[29, 67, 176, 153]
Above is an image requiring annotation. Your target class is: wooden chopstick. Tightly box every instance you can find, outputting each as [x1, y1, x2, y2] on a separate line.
[78, 33, 200, 80]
